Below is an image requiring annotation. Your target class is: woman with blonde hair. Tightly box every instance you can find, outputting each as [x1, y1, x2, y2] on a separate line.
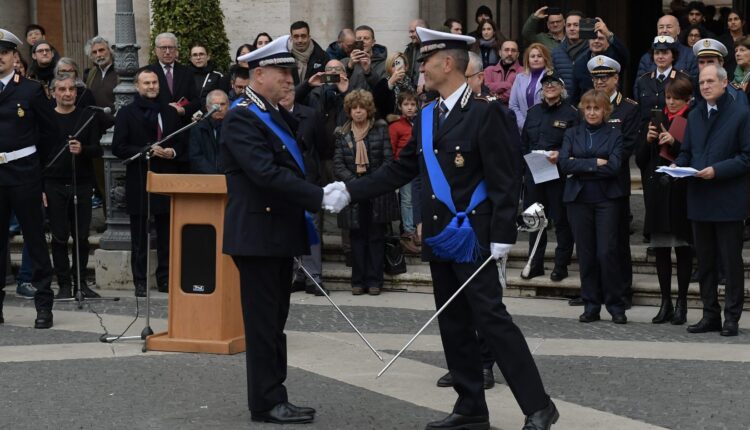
[509, 42, 552, 130]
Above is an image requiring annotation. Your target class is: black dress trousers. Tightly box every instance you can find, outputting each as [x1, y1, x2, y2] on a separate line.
[429, 259, 549, 416]
[232, 256, 293, 413]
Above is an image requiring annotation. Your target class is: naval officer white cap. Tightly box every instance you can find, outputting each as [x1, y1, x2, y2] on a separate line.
[692, 38, 728, 58]
[587, 55, 621, 75]
[237, 35, 296, 69]
[0, 28, 23, 50]
[415, 27, 475, 62]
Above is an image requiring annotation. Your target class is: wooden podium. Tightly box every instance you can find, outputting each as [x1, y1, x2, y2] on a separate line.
[145, 172, 245, 354]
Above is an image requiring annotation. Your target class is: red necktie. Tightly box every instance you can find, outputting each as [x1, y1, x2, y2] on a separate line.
[165, 65, 174, 94]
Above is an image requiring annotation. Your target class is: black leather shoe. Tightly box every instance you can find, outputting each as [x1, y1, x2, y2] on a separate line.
[251, 402, 313, 424]
[34, 310, 53, 329]
[671, 300, 687, 325]
[652, 301, 674, 324]
[285, 401, 316, 416]
[482, 368, 494, 389]
[568, 296, 584, 306]
[520, 266, 544, 280]
[436, 371, 453, 387]
[579, 312, 600, 323]
[720, 321, 739, 337]
[292, 280, 306, 292]
[550, 266, 568, 282]
[523, 401, 559, 430]
[306, 283, 328, 296]
[425, 413, 489, 430]
[687, 318, 722, 333]
[612, 314, 627, 324]
[135, 284, 147, 298]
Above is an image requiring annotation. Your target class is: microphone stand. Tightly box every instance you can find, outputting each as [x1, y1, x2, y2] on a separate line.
[103, 111, 215, 352]
[51, 109, 120, 307]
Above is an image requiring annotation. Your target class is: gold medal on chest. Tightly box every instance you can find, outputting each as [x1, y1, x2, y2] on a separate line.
[454, 152, 465, 168]
[17, 104, 24, 118]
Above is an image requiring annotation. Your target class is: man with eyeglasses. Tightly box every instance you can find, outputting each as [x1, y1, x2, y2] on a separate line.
[484, 40, 523, 105]
[187, 44, 223, 108]
[0, 29, 59, 328]
[522, 5, 566, 52]
[146, 32, 199, 126]
[571, 18, 627, 105]
[637, 15, 698, 78]
[28, 40, 58, 89]
[589, 55, 640, 309]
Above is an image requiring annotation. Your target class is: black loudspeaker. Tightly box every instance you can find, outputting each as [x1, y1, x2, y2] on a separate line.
[180, 224, 216, 294]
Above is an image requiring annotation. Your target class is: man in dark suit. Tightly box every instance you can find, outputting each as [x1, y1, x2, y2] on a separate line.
[279, 87, 328, 296]
[220, 35, 340, 424]
[112, 67, 184, 296]
[0, 29, 58, 328]
[188, 89, 228, 174]
[590, 55, 640, 308]
[674, 64, 750, 337]
[332, 27, 558, 430]
[147, 33, 200, 125]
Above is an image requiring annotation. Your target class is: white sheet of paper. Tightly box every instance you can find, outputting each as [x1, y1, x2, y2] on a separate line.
[655, 166, 699, 178]
[524, 151, 559, 184]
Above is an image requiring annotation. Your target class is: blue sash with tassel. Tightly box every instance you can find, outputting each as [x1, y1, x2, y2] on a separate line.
[421, 101, 487, 263]
[243, 103, 320, 245]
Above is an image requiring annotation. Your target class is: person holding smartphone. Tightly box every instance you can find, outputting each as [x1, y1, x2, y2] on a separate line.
[522, 5, 566, 53]
[636, 77, 694, 325]
[342, 25, 388, 93]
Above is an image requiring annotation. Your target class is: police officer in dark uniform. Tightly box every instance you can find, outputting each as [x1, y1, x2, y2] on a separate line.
[0, 29, 58, 328]
[220, 35, 338, 425]
[634, 36, 691, 126]
[591, 55, 640, 308]
[338, 27, 559, 430]
[521, 69, 579, 282]
[692, 38, 748, 106]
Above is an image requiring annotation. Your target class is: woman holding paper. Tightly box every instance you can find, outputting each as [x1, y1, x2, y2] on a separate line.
[520, 69, 579, 281]
[635, 78, 693, 325]
[559, 89, 627, 324]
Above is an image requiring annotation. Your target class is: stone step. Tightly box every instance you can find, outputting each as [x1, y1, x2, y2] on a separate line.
[318, 261, 749, 308]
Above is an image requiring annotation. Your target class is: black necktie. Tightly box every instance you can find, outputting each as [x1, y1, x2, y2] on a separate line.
[708, 108, 716, 118]
[657, 74, 665, 83]
[438, 101, 448, 127]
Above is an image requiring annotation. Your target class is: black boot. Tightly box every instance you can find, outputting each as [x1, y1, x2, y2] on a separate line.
[651, 299, 674, 324]
[672, 297, 688, 325]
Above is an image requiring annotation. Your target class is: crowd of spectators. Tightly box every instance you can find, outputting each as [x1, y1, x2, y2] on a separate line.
[5, 1, 750, 334]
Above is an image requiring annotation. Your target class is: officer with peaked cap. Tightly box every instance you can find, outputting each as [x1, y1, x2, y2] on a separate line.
[334, 27, 559, 430]
[692, 38, 747, 105]
[521, 68, 579, 285]
[0, 29, 58, 328]
[634, 35, 691, 124]
[220, 35, 346, 424]
[588, 54, 640, 309]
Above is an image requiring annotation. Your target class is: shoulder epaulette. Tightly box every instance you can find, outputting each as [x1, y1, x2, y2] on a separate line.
[639, 71, 653, 80]
[473, 94, 498, 102]
[624, 97, 638, 105]
[731, 82, 742, 90]
[13, 73, 21, 84]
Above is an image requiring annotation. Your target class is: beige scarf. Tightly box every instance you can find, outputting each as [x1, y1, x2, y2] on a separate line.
[352, 122, 371, 174]
[292, 42, 314, 82]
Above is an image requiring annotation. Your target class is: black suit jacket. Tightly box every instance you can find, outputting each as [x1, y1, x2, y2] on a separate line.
[0, 72, 59, 186]
[111, 98, 184, 215]
[346, 84, 522, 261]
[220, 88, 323, 257]
[146, 62, 200, 119]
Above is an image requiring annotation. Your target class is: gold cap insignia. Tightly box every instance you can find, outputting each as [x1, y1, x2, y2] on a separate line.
[703, 39, 711, 47]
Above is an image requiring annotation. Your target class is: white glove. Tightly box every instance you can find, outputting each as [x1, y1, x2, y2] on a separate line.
[321, 183, 351, 213]
[490, 243, 512, 260]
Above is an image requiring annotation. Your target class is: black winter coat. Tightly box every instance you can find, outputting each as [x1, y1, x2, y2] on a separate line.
[334, 119, 399, 227]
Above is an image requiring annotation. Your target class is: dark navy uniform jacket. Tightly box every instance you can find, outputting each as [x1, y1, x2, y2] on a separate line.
[608, 92, 640, 196]
[634, 69, 691, 123]
[220, 88, 323, 257]
[347, 84, 522, 261]
[521, 99, 579, 154]
[675, 91, 750, 222]
[0, 72, 59, 186]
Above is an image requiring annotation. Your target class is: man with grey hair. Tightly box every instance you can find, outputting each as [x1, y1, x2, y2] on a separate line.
[404, 18, 428, 84]
[674, 63, 750, 337]
[188, 89, 228, 174]
[147, 32, 200, 124]
[465, 51, 486, 95]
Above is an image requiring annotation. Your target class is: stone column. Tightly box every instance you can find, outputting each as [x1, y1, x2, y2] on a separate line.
[353, 0, 418, 55]
[291, 0, 352, 51]
[62, 0, 97, 68]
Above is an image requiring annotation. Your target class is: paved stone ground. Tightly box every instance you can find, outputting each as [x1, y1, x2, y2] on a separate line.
[2, 290, 749, 430]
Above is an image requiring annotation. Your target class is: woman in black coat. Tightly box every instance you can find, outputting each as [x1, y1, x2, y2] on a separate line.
[559, 89, 627, 324]
[635, 77, 693, 325]
[333, 89, 398, 295]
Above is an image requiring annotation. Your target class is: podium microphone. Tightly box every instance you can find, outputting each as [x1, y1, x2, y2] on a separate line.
[86, 105, 112, 114]
[203, 104, 220, 119]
